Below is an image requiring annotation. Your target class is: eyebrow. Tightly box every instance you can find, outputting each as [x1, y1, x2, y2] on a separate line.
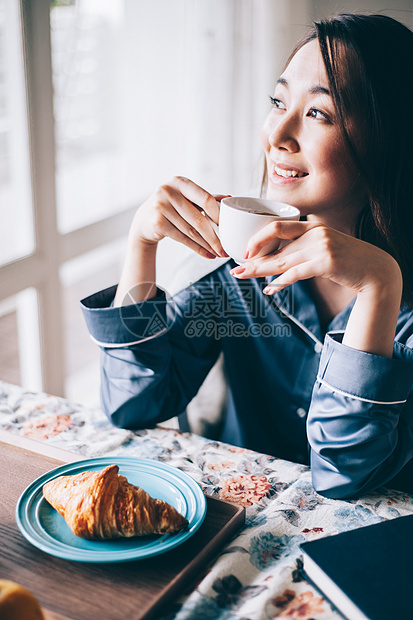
[277, 77, 330, 96]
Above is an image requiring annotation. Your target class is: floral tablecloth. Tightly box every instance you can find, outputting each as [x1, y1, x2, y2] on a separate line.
[1, 380, 413, 620]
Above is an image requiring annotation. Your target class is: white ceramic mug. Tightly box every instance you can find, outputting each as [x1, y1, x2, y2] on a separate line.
[210, 197, 300, 264]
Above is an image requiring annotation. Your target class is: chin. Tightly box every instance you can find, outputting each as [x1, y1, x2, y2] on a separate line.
[266, 189, 298, 206]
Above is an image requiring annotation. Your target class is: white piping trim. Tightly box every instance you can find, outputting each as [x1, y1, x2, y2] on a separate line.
[316, 376, 407, 405]
[271, 297, 323, 347]
[89, 328, 168, 348]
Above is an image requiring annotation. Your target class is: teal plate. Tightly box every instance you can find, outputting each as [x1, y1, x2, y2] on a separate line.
[16, 457, 206, 563]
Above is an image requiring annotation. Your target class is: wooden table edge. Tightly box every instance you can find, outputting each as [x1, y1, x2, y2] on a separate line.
[1, 429, 246, 620]
[0, 430, 83, 463]
[1, 431, 84, 620]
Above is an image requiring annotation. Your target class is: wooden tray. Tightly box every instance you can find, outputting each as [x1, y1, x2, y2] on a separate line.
[0, 438, 245, 620]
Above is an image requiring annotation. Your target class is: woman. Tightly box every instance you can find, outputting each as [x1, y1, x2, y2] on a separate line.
[81, 14, 413, 499]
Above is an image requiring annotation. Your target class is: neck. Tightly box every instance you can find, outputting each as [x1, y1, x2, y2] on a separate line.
[306, 211, 355, 236]
[309, 277, 356, 329]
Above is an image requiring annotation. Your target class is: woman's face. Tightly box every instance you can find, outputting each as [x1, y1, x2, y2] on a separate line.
[261, 40, 364, 228]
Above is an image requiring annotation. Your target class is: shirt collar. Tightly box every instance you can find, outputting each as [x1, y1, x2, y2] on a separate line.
[268, 277, 355, 342]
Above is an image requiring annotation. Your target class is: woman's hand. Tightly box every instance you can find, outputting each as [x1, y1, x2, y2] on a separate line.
[230, 220, 400, 296]
[230, 220, 403, 357]
[114, 177, 228, 307]
[130, 176, 228, 259]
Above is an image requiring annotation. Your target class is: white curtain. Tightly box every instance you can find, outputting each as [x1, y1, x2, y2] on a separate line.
[120, 0, 311, 205]
[151, 0, 312, 288]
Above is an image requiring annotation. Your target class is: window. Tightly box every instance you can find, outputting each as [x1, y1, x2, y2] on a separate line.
[5, 0, 408, 403]
[0, 0, 271, 403]
[0, 0, 34, 266]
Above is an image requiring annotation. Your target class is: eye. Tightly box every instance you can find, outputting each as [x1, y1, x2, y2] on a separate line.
[269, 96, 286, 110]
[307, 107, 331, 122]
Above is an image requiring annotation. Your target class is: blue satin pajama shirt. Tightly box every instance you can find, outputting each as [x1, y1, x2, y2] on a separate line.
[81, 261, 413, 499]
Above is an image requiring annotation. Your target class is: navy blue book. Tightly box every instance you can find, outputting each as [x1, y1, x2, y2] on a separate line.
[300, 514, 413, 620]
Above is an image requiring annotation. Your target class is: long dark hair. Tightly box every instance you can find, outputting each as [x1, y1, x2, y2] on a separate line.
[267, 14, 413, 304]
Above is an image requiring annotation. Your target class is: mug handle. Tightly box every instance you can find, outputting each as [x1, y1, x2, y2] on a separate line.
[204, 194, 231, 236]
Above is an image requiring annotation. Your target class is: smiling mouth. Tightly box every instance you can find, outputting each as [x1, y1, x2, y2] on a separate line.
[273, 165, 308, 178]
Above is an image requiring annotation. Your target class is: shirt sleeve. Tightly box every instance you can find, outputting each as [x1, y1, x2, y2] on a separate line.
[307, 332, 413, 499]
[80, 282, 222, 429]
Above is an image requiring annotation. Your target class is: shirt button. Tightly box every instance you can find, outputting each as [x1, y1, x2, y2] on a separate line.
[297, 408, 307, 418]
[314, 342, 323, 353]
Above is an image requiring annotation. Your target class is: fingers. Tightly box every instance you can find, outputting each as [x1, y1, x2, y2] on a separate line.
[155, 178, 227, 257]
[230, 222, 365, 294]
[231, 252, 317, 294]
[161, 205, 221, 257]
[213, 194, 232, 210]
[247, 220, 320, 259]
[157, 217, 218, 259]
[262, 261, 316, 294]
[230, 247, 312, 280]
[163, 188, 224, 256]
[172, 176, 221, 224]
[231, 221, 324, 292]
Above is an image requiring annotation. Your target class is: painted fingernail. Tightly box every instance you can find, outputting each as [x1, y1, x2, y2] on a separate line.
[206, 251, 217, 259]
[221, 249, 229, 257]
[230, 266, 246, 276]
[263, 286, 275, 295]
[244, 249, 250, 260]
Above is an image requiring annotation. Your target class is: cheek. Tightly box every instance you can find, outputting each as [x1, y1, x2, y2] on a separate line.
[307, 136, 350, 181]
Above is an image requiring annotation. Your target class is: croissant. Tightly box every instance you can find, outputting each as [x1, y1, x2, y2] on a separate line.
[42, 464, 188, 540]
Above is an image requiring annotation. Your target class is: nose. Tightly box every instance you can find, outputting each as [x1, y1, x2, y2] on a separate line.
[268, 113, 299, 153]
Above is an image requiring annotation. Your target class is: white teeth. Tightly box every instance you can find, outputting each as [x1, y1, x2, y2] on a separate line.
[274, 166, 306, 178]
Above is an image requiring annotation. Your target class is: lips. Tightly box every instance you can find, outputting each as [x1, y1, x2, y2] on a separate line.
[274, 167, 307, 178]
[270, 162, 308, 185]
[272, 162, 308, 179]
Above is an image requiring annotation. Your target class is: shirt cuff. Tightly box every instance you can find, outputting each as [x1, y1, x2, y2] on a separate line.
[80, 285, 169, 348]
[317, 332, 413, 404]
